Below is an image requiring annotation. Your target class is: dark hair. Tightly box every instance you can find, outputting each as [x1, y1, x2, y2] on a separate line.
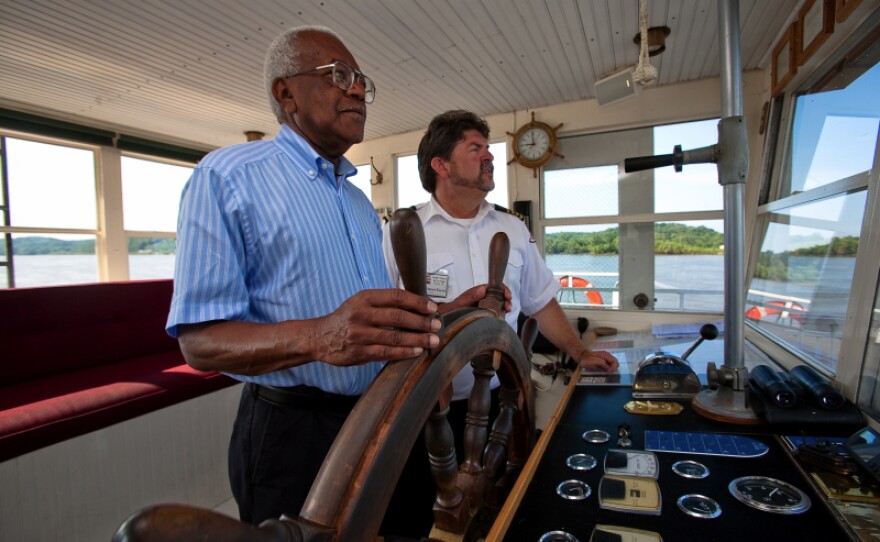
[417, 110, 490, 193]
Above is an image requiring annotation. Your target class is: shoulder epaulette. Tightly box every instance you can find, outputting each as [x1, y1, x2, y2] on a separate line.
[493, 203, 527, 223]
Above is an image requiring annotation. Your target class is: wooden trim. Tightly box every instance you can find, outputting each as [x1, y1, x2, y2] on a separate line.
[771, 24, 798, 96]
[797, 0, 835, 66]
[835, 0, 864, 23]
[485, 367, 582, 541]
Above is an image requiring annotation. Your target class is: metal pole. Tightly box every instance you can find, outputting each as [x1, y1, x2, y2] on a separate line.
[719, 0, 746, 371]
[691, 0, 759, 423]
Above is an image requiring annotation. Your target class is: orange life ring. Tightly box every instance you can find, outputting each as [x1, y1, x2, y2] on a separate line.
[558, 275, 604, 305]
[745, 300, 806, 323]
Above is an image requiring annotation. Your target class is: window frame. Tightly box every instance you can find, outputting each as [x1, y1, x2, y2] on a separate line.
[744, 55, 880, 400]
[536, 119, 725, 313]
[0, 128, 200, 286]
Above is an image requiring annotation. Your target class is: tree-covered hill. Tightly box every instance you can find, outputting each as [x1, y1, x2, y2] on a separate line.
[1, 236, 175, 256]
[545, 223, 725, 255]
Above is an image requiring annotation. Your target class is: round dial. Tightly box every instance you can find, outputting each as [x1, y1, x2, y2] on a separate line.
[557, 479, 591, 500]
[728, 476, 811, 514]
[539, 531, 579, 542]
[677, 494, 722, 519]
[516, 126, 551, 162]
[582, 429, 610, 444]
[567, 453, 598, 471]
[672, 460, 710, 479]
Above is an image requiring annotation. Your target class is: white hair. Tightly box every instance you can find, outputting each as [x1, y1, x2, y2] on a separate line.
[263, 25, 346, 122]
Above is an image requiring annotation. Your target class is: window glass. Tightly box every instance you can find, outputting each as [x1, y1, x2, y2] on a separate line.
[6, 138, 96, 229]
[121, 155, 191, 232]
[1, 233, 98, 288]
[348, 164, 374, 203]
[654, 119, 722, 213]
[128, 237, 176, 279]
[396, 142, 509, 209]
[544, 166, 618, 218]
[787, 62, 880, 196]
[122, 155, 190, 280]
[655, 220, 724, 311]
[545, 224, 618, 307]
[747, 192, 865, 372]
[541, 119, 722, 312]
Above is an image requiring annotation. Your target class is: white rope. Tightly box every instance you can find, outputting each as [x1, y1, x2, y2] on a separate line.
[633, 0, 658, 86]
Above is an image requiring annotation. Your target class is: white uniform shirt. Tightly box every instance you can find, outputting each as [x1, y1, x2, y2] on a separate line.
[382, 196, 559, 401]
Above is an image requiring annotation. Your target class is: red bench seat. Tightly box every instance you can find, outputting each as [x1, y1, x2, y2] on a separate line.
[0, 279, 235, 462]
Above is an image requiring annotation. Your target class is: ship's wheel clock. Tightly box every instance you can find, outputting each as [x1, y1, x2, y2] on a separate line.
[507, 112, 564, 177]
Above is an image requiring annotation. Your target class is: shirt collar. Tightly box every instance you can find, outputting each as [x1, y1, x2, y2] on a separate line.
[273, 124, 356, 181]
[424, 195, 495, 225]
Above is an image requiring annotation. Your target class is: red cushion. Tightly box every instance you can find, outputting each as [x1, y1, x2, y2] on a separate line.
[0, 279, 238, 460]
[0, 351, 235, 461]
[0, 280, 179, 385]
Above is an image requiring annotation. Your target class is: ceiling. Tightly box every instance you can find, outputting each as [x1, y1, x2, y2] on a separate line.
[0, 0, 800, 152]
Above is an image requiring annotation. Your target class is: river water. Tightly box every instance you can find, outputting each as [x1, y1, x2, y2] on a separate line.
[6, 254, 855, 321]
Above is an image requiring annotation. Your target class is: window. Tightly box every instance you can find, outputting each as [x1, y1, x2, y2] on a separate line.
[0, 128, 201, 287]
[396, 142, 509, 209]
[749, 59, 879, 375]
[541, 119, 723, 311]
[121, 155, 190, 280]
[0, 136, 98, 288]
[348, 164, 374, 203]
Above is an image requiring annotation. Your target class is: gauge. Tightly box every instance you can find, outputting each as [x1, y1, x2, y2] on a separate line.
[604, 449, 660, 478]
[677, 494, 721, 518]
[672, 460, 710, 479]
[728, 476, 811, 514]
[567, 453, 597, 471]
[582, 429, 610, 444]
[540, 531, 580, 542]
[557, 479, 591, 500]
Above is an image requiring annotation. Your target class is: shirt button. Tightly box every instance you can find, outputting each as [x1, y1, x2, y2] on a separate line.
[308, 169, 315, 176]
[321, 163, 328, 169]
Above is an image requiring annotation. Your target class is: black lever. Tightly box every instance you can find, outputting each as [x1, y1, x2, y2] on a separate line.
[681, 323, 718, 361]
[624, 143, 717, 173]
[625, 145, 683, 172]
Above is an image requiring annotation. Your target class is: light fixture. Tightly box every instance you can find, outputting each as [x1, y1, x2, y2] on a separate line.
[244, 131, 265, 142]
[633, 26, 671, 57]
[370, 156, 383, 185]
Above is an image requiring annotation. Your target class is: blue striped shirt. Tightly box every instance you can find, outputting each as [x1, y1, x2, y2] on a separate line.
[166, 124, 388, 394]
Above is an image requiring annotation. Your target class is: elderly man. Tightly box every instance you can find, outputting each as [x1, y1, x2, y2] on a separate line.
[167, 26, 440, 531]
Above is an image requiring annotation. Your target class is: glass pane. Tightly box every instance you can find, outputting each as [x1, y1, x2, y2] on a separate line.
[121, 156, 191, 232]
[857, 276, 880, 419]
[746, 191, 866, 372]
[788, 62, 880, 195]
[654, 119, 722, 213]
[544, 165, 618, 218]
[396, 142, 509, 209]
[6, 138, 97, 229]
[545, 224, 618, 307]
[5, 233, 98, 288]
[655, 220, 724, 311]
[348, 164, 374, 203]
[128, 237, 176, 279]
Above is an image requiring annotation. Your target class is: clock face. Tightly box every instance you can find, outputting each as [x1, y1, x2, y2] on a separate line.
[516, 126, 552, 161]
[728, 476, 811, 514]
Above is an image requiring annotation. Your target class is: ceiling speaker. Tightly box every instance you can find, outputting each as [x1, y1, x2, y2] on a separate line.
[594, 68, 637, 107]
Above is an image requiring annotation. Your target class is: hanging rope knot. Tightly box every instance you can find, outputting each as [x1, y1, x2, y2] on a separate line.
[633, 0, 658, 86]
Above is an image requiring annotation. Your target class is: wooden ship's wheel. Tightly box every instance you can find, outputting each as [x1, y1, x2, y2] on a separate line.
[112, 208, 538, 542]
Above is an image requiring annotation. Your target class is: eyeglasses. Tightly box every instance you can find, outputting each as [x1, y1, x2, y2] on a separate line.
[286, 61, 376, 104]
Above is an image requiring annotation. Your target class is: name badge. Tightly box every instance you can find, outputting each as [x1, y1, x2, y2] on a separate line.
[426, 273, 449, 298]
